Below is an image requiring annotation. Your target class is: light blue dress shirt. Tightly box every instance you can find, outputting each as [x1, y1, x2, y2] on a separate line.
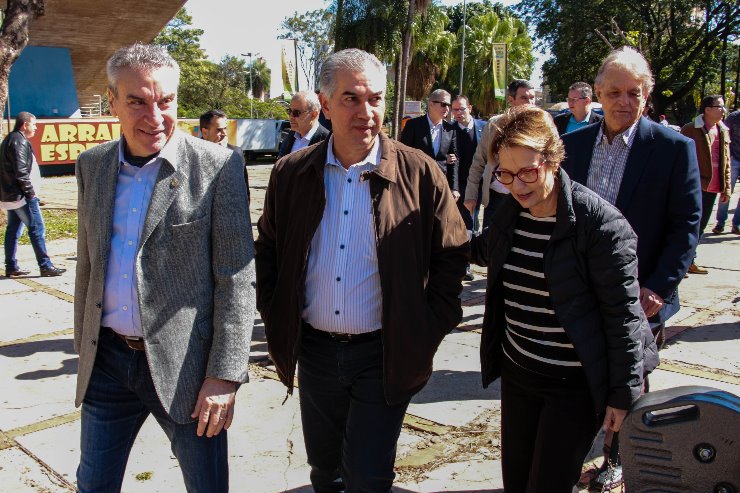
[290, 121, 321, 154]
[101, 136, 177, 337]
[302, 136, 383, 334]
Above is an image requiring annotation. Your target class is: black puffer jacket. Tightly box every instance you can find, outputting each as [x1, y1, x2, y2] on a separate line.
[471, 168, 659, 413]
[0, 131, 36, 202]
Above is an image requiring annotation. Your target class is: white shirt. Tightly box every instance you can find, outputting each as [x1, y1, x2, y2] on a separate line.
[427, 114, 443, 156]
[302, 136, 383, 334]
[290, 121, 321, 154]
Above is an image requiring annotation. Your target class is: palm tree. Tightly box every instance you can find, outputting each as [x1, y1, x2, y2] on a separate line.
[405, 5, 455, 100]
[249, 58, 271, 100]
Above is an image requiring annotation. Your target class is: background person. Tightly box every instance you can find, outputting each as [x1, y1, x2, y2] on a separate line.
[200, 108, 251, 201]
[714, 106, 740, 234]
[1, 111, 66, 278]
[277, 90, 330, 159]
[553, 81, 603, 135]
[470, 106, 656, 493]
[681, 95, 731, 273]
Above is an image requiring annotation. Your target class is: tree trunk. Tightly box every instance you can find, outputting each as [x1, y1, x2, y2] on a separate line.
[397, 0, 415, 139]
[333, 0, 344, 52]
[391, 53, 402, 139]
[0, 0, 45, 135]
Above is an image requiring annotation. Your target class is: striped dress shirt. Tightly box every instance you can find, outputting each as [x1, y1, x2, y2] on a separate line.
[587, 121, 639, 205]
[501, 212, 582, 379]
[302, 136, 382, 334]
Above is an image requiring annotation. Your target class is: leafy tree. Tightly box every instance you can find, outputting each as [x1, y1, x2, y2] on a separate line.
[405, 5, 455, 100]
[515, 0, 739, 121]
[280, 9, 335, 90]
[247, 57, 271, 100]
[0, 0, 45, 133]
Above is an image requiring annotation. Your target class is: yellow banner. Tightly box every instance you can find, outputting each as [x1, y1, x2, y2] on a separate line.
[492, 43, 507, 100]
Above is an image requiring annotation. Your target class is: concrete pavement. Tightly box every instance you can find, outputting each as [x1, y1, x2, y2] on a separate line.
[0, 164, 738, 492]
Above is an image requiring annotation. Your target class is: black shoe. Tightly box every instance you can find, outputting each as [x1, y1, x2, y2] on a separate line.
[464, 272, 475, 281]
[40, 266, 66, 277]
[5, 268, 30, 277]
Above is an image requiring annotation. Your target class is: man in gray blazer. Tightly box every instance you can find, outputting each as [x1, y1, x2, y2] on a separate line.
[74, 43, 255, 493]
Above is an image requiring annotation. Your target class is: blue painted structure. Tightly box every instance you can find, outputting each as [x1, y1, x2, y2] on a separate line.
[8, 46, 80, 118]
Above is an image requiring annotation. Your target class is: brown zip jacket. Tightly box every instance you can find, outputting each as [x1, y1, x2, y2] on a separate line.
[255, 133, 469, 405]
[681, 115, 731, 194]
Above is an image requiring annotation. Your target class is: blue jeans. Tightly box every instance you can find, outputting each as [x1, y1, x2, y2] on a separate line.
[77, 329, 228, 493]
[298, 325, 410, 493]
[4, 197, 52, 271]
[715, 156, 740, 228]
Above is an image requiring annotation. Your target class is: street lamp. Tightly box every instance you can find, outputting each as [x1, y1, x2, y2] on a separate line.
[241, 52, 259, 119]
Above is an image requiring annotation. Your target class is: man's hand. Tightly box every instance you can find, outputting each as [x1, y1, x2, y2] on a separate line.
[191, 377, 236, 437]
[603, 406, 628, 432]
[639, 287, 664, 318]
[719, 193, 730, 204]
[452, 190, 461, 201]
[463, 199, 476, 214]
[446, 153, 457, 164]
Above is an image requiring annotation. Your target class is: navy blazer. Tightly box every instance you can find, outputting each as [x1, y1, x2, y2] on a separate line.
[454, 118, 486, 189]
[400, 115, 459, 191]
[561, 117, 702, 323]
[277, 123, 331, 159]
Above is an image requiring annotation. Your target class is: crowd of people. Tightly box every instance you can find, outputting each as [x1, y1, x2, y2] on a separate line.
[0, 39, 737, 493]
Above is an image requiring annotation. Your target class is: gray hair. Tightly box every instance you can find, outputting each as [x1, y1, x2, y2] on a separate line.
[292, 90, 321, 113]
[319, 49, 385, 98]
[595, 46, 654, 96]
[568, 82, 593, 99]
[13, 111, 35, 132]
[429, 89, 451, 101]
[107, 43, 180, 94]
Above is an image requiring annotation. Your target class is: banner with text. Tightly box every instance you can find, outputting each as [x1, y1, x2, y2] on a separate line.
[492, 43, 508, 100]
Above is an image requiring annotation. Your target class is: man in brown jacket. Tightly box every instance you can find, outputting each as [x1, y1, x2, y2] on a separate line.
[255, 48, 469, 493]
[680, 94, 731, 274]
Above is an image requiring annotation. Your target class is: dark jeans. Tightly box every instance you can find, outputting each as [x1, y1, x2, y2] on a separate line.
[715, 156, 740, 228]
[699, 190, 718, 237]
[77, 328, 228, 493]
[500, 358, 599, 493]
[482, 190, 508, 230]
[3, 197, 52, 271]
[298, 325, 409, 493]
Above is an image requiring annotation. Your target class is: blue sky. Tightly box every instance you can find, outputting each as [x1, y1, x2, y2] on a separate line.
[183, 0, 544, 91]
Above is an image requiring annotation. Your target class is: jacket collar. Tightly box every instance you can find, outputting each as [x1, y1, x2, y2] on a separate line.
[297, 133, 397, 184]
[694, 113, 729, 132]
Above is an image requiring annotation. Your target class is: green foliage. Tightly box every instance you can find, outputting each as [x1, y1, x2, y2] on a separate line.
[280, 9, 335, 90]
[515, 0, 739, 121]
[333, 0, 407, 63]
[405, 5, 456, 99]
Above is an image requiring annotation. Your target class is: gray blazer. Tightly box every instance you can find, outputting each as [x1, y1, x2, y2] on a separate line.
[74, 131, 256, 423]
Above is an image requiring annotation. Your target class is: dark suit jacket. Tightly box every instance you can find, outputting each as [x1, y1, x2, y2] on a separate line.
[399, 115, 459, 191]
[554, 111, 603, 136]
[454, 119, 486, 190]
[277, 123, 330, 159]
[561, 117, 702, 323]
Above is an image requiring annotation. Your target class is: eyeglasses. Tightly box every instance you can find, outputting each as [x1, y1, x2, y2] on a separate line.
[431, 100, 451, 108]
[451, 107, 469, 112]
[287, 108, 309, 118]
[493, 162, 545, 185]
[708, 105, 726, 110]
[567, 97, 586, 103]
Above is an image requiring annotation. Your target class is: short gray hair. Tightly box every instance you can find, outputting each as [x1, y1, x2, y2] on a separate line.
[568, 82, 593, 99]
[595, 46, 654, 96]
[319, 49, 385, 98]
[292, 90, 321, 113]
[107, 43, 180, 94]
[429, 89, 451, 101]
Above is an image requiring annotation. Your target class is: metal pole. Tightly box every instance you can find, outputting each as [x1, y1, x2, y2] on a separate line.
[459, 0, 467, 94]
[242, 52, 255, 119]
[294, 39, 300, 92]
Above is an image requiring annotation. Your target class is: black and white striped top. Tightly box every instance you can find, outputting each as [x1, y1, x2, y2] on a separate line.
[501, 211, 582, 379]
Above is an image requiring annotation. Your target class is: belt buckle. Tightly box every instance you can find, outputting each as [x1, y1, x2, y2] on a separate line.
[330, 332, 352, 343]
[122, 336, 144, 351]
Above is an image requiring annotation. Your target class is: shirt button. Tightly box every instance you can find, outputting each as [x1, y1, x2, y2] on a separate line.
[335, 310, 340, 315]
[336, 277, 341, 282]
[137, 178, 142, 182]
[340, 245, 345, 249]
[347, 178, 352, 183]
[122, 305, 128, 311]
[123, 274, 128, 279]
[128, 240, 133, 246]
[132, 208, 137, 213]
[343, 210, 348, 215]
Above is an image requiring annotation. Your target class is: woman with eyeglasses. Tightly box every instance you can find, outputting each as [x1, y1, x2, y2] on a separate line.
[470, 106, 657, 492]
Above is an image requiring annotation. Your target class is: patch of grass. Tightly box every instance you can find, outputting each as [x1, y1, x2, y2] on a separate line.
[0, 208, 78, 245]
[135, 471, 153, 481]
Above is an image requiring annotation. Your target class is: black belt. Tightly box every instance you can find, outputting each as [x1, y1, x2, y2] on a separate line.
[102, 326, 145, 351]
[302, 322, 381, 343]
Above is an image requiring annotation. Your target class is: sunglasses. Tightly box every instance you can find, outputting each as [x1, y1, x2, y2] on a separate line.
[287, 108, 309, 118]
[431, 100, 451, 108]
[493, 162, 545, 185]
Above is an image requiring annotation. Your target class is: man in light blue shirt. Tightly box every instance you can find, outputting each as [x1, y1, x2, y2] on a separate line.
[277, 91, 330, 158]
[553, 82, 603, 136]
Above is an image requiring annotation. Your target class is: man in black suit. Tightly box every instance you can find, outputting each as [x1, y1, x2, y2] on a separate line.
[400, 89, 459, 198]
[277, 90, 330, 159]
[451, 95, 486, 230]
[553, 82, 603, 136]
[200, 109, 250, 201]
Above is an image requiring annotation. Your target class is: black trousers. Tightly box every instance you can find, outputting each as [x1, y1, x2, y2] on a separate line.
[699, 190, 718, 236]
[500, 357, 600, 493]
[297, 325, 410, 493]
